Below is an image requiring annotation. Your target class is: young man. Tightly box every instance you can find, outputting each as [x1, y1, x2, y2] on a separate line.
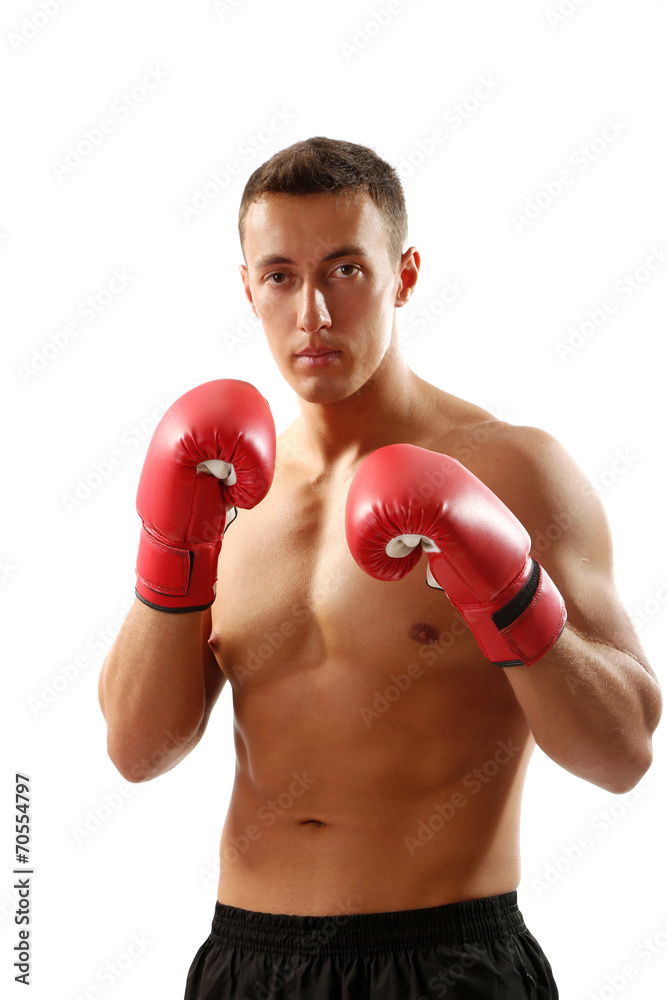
[98, 137, 661, 999]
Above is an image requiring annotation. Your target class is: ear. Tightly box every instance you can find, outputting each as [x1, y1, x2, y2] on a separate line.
[395, 247, 420, 307]
[239, 264, 259, 318]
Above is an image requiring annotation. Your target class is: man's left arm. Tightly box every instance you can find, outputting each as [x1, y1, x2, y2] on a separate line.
[488, 425, 662, 794]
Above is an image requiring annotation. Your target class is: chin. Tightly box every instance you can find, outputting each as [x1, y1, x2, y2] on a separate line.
[294, 383, 351, 405]
[280, 355, 383, 404]
[288, 375, 361, 405]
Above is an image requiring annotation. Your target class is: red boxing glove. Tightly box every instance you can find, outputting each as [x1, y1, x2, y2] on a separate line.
[345, 443, 566, 667]
[135, 379, 275, 613]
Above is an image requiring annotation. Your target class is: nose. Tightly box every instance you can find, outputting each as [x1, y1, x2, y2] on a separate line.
[297, 280, 331, 334]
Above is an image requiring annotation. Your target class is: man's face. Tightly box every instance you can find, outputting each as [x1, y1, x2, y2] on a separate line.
[239, 192, 416, 405]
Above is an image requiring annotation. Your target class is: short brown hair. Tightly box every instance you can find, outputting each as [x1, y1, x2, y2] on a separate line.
[238, 136, 408, 265]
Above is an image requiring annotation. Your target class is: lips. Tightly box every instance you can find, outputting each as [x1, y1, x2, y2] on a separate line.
[295, 347, 340, 357]
[293, 347, 342, 369]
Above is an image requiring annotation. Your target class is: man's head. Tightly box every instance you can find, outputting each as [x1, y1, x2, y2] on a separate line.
[238, 136, 408, 268]
[238, 138, 419, 406]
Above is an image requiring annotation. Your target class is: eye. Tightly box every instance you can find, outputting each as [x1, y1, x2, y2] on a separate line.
[266, 272, 290, 286]
[333, 264, 360, 277]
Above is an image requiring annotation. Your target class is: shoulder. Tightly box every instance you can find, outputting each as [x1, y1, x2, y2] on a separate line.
[455, 421, 613, 576]
[456, 421, 655, 673]
[463, 421, 592, 501]
[460, 421, 578, 480]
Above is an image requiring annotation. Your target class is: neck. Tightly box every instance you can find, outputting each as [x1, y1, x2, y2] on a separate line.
[294, 340, 421, 471]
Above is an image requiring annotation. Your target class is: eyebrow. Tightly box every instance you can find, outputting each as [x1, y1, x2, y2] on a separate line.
[253, 245, 368, 272]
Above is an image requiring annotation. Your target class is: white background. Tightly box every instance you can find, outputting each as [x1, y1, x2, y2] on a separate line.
[2, 0, 666, 997]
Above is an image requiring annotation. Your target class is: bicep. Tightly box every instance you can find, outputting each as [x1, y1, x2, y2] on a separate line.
[492, 427, 651, 669]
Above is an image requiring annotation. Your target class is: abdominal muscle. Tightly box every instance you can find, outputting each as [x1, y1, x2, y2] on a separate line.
[213, 649, 533, 917]
[217, 779, 526, 917]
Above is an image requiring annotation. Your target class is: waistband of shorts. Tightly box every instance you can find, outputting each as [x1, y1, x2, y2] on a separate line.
[210, 891, 526, 957]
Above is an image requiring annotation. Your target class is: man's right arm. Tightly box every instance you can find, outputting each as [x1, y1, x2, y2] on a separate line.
[97, 378, 276, 783]
[98, 600, 226, 782]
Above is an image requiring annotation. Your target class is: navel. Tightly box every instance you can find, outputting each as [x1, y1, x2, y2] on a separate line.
[408, 622, 441, 645]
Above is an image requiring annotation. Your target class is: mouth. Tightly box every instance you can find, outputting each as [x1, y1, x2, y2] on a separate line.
[295, 347, 341, 357]
[294, 348, 342, 369]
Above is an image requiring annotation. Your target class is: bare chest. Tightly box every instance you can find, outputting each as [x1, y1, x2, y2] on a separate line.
[210, 463, 494, 703]
[208, 435, 528, 814]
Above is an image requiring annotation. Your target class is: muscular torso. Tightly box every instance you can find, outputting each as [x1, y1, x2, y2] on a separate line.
[209, 385, 535, 915]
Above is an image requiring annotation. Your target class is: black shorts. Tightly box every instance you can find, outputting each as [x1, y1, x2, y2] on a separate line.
[183, 890, 558, 998]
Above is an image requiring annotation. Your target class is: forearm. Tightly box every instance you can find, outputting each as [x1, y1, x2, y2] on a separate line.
[503, 623, 662, 793]
[98, 598, 214, 781]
